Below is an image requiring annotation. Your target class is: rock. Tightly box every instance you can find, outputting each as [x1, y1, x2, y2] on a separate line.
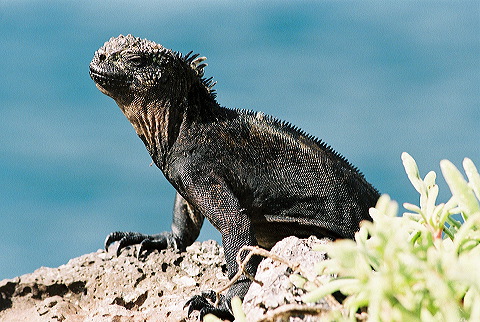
[0, 240, 228, 322]
[0, 237, 334, 321]
[243, 236, 332, 321]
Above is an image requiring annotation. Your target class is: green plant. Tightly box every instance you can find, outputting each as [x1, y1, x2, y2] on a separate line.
[204, 296, 246, 322]
[303, 152, 480, 321]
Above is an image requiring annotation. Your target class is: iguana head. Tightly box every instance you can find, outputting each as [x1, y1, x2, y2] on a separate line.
[90, 35, 216, 158]
[89, 34, 213, 107]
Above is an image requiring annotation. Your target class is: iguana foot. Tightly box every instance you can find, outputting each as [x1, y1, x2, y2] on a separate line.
[104, 231, 172, 258]
[184, 290, 234, 321]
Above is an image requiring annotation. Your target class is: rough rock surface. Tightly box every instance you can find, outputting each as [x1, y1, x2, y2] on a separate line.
[0, 237, 333, 321]
[0, 240, 228, 321]
[243, 236, 332, 321]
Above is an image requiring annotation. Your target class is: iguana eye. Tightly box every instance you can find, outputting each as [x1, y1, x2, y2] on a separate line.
[126, 54, 148, 67]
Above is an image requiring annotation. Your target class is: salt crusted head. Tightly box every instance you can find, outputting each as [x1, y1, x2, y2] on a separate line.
[89, 34, 214, 106]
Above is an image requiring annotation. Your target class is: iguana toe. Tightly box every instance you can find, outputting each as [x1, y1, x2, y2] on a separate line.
[104, 231, 150, 255]
[137, 238, 168, 258]
[184, 291, 234, 321]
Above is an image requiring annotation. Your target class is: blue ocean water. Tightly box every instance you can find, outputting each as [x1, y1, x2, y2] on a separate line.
[0, 1, 478, 279]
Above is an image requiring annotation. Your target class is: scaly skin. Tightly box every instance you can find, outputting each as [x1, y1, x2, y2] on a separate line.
[89, 34, 380, 320]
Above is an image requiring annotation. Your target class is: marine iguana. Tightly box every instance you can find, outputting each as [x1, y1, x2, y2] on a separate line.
[89, 34, 380, 320]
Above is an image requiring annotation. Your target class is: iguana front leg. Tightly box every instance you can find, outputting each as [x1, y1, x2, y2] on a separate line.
[180, 174, 261, 320]
[185, 214, 261, 320]
[105, 192, 204, 257]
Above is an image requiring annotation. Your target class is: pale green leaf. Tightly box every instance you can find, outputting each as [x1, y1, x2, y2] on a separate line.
[402, 152, 425, 194]
[441, 159, 480, 219]
[464, 158, 480, 201]
[303, 279, 358, 303]
[203, 313, 223, 322]
[231, 296, 246, 322]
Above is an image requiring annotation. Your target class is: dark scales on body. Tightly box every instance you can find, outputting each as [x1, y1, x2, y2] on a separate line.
[89, 35, 379, 320]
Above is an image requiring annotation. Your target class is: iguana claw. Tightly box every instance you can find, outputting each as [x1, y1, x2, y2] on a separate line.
[184, 291, 234, 321]
[104, 231, 174, 258]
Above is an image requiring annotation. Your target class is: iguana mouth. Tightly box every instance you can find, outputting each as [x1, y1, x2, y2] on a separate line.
[89, 64, 132, 95]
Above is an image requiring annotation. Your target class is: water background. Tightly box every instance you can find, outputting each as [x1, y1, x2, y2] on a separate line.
[1, 1, 478, 279]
